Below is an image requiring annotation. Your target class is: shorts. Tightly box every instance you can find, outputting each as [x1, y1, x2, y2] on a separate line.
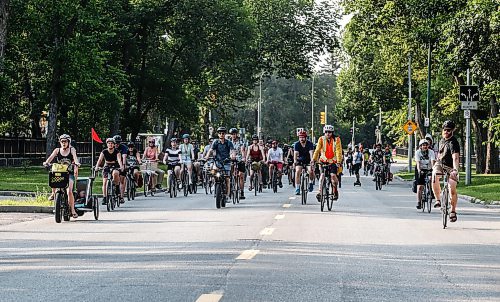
[181, 156, 192, 163]
[416, 170, 431, 185]
[237, 161, 246, 173]
[432, 161, 452, 175]
[296, 158, 310, 167]
[119, 169, 127, 177]
[320, 163, 338, 175]
[353, 163, 361, 174]
[168, 163, 181, 170]
[103, 165, 119, 178]
[269, 161, 283, 170]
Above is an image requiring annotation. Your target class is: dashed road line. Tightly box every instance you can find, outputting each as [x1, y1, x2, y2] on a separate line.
[289, 196, 296, 200]
[274, 214, 285, 220]
[259, 227, 275, 236]
[195, 293, 223, 302]
[236, 249, 260, 260]
[283, 204, 291, 208]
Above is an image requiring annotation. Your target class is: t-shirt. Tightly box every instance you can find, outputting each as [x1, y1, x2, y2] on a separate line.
[437, 136, 460, 168]
[180, 144, 193, 158]
[102, 148, 119, 164]
[294, 140, 314, 162]
[353, 151, 363, 164]
[117, 143, 128, 155]
[165, 148, 181, 165]
[415, 149, 436, 170]
[211, 139, 234, 163]
[267, 147, 283, 162]
[372, 149, 384, 164]
[384, 150, 392, 161]
[230, 139, 245, 161]
[127, 148, 139, 166]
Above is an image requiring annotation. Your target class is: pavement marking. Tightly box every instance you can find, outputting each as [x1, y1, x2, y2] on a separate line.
[289, 196, 296, 200]
[195, 293, 223, 302]
[283, 204, 291, 208]
[236, 249, 260, 260]
[274, 214, 285, 220]
[259, 227, 275, 236]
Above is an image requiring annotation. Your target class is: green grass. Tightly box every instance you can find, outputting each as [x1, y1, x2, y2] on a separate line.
[395, 170, 500, 203]
[0, 198, 53, 207]
[0, 165, 169, 194]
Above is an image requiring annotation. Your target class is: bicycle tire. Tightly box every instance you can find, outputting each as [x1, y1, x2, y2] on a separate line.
[301, 173, 307, 205]
[183, 171, 189, 196]
[126, 178, 131, 201]
[320, 180, 327, 212]
[254, 173, 258, 196]
[143, 173, 148, 197]
[442, 188, 449, 229]
[93, 196, 99, 220]
[215, 183, 222, 208]
[55, 192, 63, 223]
[422, 184, 427, 213]
[327, 182, 334, 211]
[427, 182, 432, 213]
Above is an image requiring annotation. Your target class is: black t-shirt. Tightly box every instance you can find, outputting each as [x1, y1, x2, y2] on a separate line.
[438, 136, 460, 167]
[372, 149, 384, 164]
[102, 148, 119, 163]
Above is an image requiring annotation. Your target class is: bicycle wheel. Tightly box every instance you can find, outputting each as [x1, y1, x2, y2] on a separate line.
[63, 194, 70, 221]
[143, 173, 149, 197]
[215, 183, 222, 209]
[422, 184, 427, 213]
[320, 181, 327, 212]
[272, 170, 278, 193]
[55, 191, 63, 223]
[169, 174, 175, 198]
[427, 182, 432, 213]
[301, 174, 307, 205]
[183, 172, 189, 197]
[126, 177, 131, 201]
[131, 181, 136, 200]
[442, 188, 449, 229]
[327, 182, 334, 211]
[254, 173, 258, 196]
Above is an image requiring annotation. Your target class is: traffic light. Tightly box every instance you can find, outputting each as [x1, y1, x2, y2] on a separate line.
[320, 112, 326, 125]
[350, 127, 353, 134]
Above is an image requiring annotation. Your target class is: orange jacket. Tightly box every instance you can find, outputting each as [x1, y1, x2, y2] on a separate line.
[313, 136, 343, 164]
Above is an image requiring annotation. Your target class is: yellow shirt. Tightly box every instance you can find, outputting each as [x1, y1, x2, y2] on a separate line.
[313, 136, 343, 164]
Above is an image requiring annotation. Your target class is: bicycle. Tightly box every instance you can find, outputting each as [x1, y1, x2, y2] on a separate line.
[269, 163, 279, 193]
[180, 163, 190, 197]
[167, 167, 179, 198]
[125, 166, 137, 201]
[213, 159, 230, 209]
[46, 163, 73, 223]
[300, 165, 309, 205]
[229, 160, 240, 204]
[105, 168, 120, 211]
[437, 172, 451, 229]
[249, 161, 263, 196]
[287, 160, 295, 187]
[142, 160, 157, 197]
[373, 163, 383, 191]
[420, 170, 433, 213]
[202, 158, 214, 195]
[319, 164, 335, 212]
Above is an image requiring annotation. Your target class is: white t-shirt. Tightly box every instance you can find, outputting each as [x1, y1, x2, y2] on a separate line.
[415, 149, 436, 170]
[267, 147, 283, 163]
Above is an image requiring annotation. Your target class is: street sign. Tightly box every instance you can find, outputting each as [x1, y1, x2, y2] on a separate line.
[424, 117, 430, 127]
[460, 85, 479, 110]
[464, 109, 471, 119]
[403, 120, 418, 135]
[296, 128, 304, 136]
[320, 112, 326, 125]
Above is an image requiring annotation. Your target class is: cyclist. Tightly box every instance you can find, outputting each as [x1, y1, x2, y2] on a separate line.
[415, 139, 436, 209]
[363, 148, 371, 175]
[163, 138, 182, 190]
[383, 145, 393, 182]
[126, 141, 142, 186]
[285, 143, 295, 184]
[229, 128, 247, 200]
[371, 143, 386, 183]
[425, 133, 435, 152]
[432, 120, 460, 222]
[180, 134, 197, 187]
[267, 140, 284, 188]
[246, 134, 266, 191]
[43, 134, 81, 218]
[293, 130, 315, 195]
[113, 135, 128, 203]
[142, 138, 164, 190]
[204, 127, 235, 199]
[312, 125, 343, 201]
[352, 145, 363, 185]
[345, 148, 353, 172]
[95, 138, 124, 205]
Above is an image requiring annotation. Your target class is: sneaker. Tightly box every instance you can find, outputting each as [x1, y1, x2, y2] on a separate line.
[295, 188, 300, 195]
[308, 183, 314, 192]
[120, 198, 125, 204]
[278, 181, 283, 188]
[316, 193, 321, 202]
[101, 198, 107, 205]
[240, 191, 246, 200]
[416, 202, 422, 209]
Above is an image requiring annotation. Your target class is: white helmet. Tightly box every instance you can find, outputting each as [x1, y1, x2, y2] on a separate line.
[59, 134, 71, 144]
[425, 133, 433, 143]
[323, 125, 334, 133]
[419, 139, 429, 147]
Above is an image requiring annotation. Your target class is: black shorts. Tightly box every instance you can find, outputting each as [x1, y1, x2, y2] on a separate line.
[103, 165, 119, 178]
[237, 161, 246, 173]
[353, 163, 361, 174]
[416, 170, 431, 185]
[119, 169, 127, 176]
[168, 163, 181, 171]
[321, 163, 338, 175]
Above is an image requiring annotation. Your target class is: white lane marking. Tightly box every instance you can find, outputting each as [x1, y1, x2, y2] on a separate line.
[274, 214, 285, 220]
[236, 249, 260, 260]
[259, 227, 275, 236]
[283, 204, 291, 208]
[289, 196, 296, 200]
[196, 293, 223, 302]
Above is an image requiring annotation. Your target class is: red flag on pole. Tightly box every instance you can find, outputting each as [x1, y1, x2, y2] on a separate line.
[91, 128, 103, 143]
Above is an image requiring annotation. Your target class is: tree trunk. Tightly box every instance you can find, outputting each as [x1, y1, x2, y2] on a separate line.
[471, 112, 488, 174]
[46, 46, 62, 156]
[486, 95, 499, 173]
[0, 0, 9, 69]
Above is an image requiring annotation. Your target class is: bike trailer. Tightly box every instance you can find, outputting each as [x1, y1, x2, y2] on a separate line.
[74, 177, 93, 210]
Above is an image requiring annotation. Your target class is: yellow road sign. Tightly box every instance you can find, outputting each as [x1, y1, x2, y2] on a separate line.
[403, 120, 418, 135]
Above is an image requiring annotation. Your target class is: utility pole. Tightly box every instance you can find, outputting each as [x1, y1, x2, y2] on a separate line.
[465, 69, 472, 185]
[408, 54, 413, 173]
[325, 105, 327, 125]
[425, 42, 431, 134]
[257, 72, 263, 138]
[311, 75, 315, 143]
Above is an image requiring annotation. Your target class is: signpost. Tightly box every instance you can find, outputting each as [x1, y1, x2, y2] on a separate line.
[462, 71, 477, 185]
[460, 85, 479, 110]
[403, 120, 418, 135]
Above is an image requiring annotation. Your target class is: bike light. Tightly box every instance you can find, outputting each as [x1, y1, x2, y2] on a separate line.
[216, 172, 221, 178]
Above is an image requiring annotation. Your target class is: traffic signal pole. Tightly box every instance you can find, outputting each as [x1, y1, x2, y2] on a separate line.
[408, 54, 413, 173]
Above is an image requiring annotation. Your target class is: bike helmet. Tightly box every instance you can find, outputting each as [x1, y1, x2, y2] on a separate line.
[217, 126, 226, 133]
[182, 134, 190, 139]
[272, 140, 278, 144]
[442, 120, 455, 129]
[419, 139, 429, 147]
[252, 134, 259, 140]
[298, 130, 307, 138]
[375, 143, 382, 148]
[113, 135, 122, 143]
[170, 137, 177, 142]
[323, 125, 334, 133]
[229, 128, 238, 134]
[127, 141, 135, 146]
[106, 138, 116, 144]
[425, 133, 433, 142]
[59, 134, 71, 144]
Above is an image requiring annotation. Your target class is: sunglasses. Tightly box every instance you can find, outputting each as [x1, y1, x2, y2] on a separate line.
[325, 131, 333, 134]
[60, 140, 68, 143]
[443, 128, 452, 133]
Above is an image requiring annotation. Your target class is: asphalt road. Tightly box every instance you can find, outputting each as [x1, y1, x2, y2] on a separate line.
[1, 168, 499, 302]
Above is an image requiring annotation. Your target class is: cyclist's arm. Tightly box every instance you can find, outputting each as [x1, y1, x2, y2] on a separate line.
[312, 138, 322, 162]
[136, 152, 142, 165]
[117, 153, 124, 170]
[335, 137, 343, 163]
[452, 152, 460, 172]
[294, 151, 299, 163]
[191, 146, 195, 161]
[266, 149, 271, 163]
[43, 148, 58, 165]
[95, 152, 104, 168]
[260, 147, 265, 162]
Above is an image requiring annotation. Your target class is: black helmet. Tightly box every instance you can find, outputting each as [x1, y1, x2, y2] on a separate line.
[229, 128, 238, 134]
[442, 120, 455, 129]
[252, 134, 258, 140]
[217, 126, 226, 133]
[170, 137, 177, 142]
[113, 135, 122, 143]
[127, 141, 134, 146]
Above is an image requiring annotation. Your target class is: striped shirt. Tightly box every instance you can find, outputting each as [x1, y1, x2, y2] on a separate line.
[165, 148, 181, 165]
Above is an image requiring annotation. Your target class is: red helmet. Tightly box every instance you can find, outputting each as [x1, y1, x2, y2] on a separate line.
[298, 130, 307, 138]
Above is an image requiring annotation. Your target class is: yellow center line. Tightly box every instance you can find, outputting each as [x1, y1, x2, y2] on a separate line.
[236, 249, 260, 260]
[195, 293, 223, 302]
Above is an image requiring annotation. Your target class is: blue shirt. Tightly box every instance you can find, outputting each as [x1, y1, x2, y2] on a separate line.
[294, 140, 314, 162]
[211, 139, 234, 163]
[117, 143, 128, 155]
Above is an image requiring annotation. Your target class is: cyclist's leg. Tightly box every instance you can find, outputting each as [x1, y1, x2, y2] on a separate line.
[295, 164, 302, 187]
[186, 162, 193, 184]
[431, 167, 442, 207]
[67, 176, 77, 216]
[449, 178, 458, 213]
[119, 171, 126, 198]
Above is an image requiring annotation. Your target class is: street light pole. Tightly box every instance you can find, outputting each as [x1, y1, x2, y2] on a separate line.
[426, 42, 431, 134]
[466, 69, 472, 185]
[258, 72, 263, 138]
[408, 53, 413, 173]
[311, 75, 315, 143]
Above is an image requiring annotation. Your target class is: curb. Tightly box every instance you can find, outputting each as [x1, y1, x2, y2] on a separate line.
[0, 206, 54, 213]
[394, 175, 500, 206]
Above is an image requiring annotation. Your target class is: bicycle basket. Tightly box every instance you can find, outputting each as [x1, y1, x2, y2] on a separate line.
[49, 171, 69, 188]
